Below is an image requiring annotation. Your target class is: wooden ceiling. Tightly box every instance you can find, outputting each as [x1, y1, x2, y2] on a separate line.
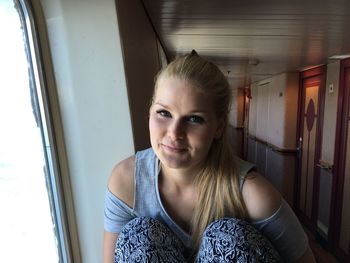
[142, 0, 350, 89]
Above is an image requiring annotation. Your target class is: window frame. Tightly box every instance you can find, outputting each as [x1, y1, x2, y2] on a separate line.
[14, 0, 81, 262]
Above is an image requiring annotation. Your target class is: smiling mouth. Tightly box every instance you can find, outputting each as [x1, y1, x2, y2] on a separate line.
[161, 144, 187, 153]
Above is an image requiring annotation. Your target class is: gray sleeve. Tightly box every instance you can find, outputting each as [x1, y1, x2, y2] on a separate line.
[104, 189, 137, 233]
[252, 198, 308, 262]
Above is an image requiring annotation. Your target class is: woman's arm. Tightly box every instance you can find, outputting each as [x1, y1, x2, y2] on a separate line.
[242, 172, 281, 220]
[242, 172, 315, 263]
[103, 156, 135, 263]
[103, 231, 118, 263]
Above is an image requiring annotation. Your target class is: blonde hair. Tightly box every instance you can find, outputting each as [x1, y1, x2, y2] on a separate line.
[153, 51, 248, 251]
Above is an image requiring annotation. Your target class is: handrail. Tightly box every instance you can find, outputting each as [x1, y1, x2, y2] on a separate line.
[247, 134, 298, 155]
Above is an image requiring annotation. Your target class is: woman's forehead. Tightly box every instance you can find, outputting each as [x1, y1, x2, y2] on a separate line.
[156, 77, 205, 97]
[154, 77, 214, 112]
[156, 76, 201, 93]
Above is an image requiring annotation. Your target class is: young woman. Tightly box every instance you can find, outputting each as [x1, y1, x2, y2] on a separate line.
[103, 51, 315, 262]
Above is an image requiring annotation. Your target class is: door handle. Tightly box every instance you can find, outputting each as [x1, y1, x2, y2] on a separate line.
[316, 160, 333, 172]
[296, 137, 302, 151]
[296, 137, 302, 158]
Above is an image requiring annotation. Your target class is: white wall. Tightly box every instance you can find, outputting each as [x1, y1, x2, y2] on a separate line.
[40, 0, 134, 262]
[255, 81, 270, 141]
[321, 60, 340, 163]
[229, 88, 245, 127]
[248, 82, 258, 136]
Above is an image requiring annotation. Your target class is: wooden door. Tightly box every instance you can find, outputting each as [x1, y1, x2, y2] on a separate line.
[295, 66, 326, 232]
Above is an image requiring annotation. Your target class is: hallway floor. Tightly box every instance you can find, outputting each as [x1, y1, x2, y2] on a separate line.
[306, 229, 339, 263]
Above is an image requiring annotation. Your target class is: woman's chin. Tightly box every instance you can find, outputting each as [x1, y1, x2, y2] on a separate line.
[159, 149, 191, 169]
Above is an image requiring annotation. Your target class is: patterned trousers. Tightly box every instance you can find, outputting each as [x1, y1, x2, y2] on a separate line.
[115, 217, 282, 263]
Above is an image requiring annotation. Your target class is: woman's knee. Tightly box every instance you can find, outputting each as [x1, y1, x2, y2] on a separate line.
[121, 217, 172, 237]
[198, 218, 282, 262]
[118, 217, 185, 249]
[121, 217, 157, 231]
[115, 217, 186, 262]
[203, 217, 251, 238]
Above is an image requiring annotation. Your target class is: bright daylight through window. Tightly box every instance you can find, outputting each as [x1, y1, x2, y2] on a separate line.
[0, 1, 63, 262]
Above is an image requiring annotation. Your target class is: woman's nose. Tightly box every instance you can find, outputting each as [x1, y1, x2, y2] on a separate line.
[168, 120, 185, 140]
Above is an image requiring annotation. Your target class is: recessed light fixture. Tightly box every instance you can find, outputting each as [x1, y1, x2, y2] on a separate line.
[300, 64, 325, 71]
[328, 54, 350, 59]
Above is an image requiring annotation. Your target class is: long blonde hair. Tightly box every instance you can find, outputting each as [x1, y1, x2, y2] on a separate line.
[154, 51, 248, 251]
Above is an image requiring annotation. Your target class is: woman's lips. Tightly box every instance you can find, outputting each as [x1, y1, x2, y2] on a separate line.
[161, 144, 187, 153]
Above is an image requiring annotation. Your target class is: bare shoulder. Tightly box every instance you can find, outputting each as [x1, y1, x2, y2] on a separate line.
[107, 155, 135, 208]
[242, 171, 282, 221]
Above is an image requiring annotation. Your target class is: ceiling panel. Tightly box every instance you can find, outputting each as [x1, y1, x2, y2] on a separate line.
[142, 0, 350, 88]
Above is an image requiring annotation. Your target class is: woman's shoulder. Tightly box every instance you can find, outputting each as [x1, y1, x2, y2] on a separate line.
[235, 157, 255, 178]
[241, 171, 281, 221]
[108, 155, 135, 208]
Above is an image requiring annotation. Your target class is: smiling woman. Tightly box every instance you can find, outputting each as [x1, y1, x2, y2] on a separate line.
[104, 51, 315, 263]
[149, 77, 220, 170]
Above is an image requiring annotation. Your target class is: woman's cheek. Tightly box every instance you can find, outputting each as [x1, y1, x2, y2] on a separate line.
[149, 116, 163, 135]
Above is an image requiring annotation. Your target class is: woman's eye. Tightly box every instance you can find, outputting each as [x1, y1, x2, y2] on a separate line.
[188, 115, 204, 124]
[156, 110, 171, 118]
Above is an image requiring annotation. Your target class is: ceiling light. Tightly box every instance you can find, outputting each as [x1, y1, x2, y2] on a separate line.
[328, 54, 350, 59]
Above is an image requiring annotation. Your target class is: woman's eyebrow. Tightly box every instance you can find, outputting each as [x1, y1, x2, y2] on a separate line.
[154, 102, 210, 114]
[154, 102, 169, 108]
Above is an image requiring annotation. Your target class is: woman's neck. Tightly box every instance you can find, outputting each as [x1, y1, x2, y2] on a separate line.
[158, 164, 199, 234]
[160, 164, 200, 190]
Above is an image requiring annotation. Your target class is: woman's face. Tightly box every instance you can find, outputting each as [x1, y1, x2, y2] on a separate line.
[149, 77, 222, 171]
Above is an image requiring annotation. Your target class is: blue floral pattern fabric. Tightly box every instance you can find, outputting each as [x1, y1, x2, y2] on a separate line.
[197, 218, 282, 262]
[115, 217, 187, 263]
[115, 217, 282, 263]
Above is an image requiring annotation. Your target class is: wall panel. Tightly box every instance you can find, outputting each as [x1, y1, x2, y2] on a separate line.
[116, 0, 162, 151]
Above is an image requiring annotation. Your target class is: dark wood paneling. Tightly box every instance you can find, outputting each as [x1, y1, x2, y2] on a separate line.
[330, 57, 350, 262]
[115, 0, 162, 151]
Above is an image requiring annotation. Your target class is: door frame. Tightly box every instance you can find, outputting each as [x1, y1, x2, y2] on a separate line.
[294, 65, 327, 234]
[329, 58, 350, 261]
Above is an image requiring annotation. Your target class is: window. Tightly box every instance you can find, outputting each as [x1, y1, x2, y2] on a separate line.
[0, 1, 77, 262]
